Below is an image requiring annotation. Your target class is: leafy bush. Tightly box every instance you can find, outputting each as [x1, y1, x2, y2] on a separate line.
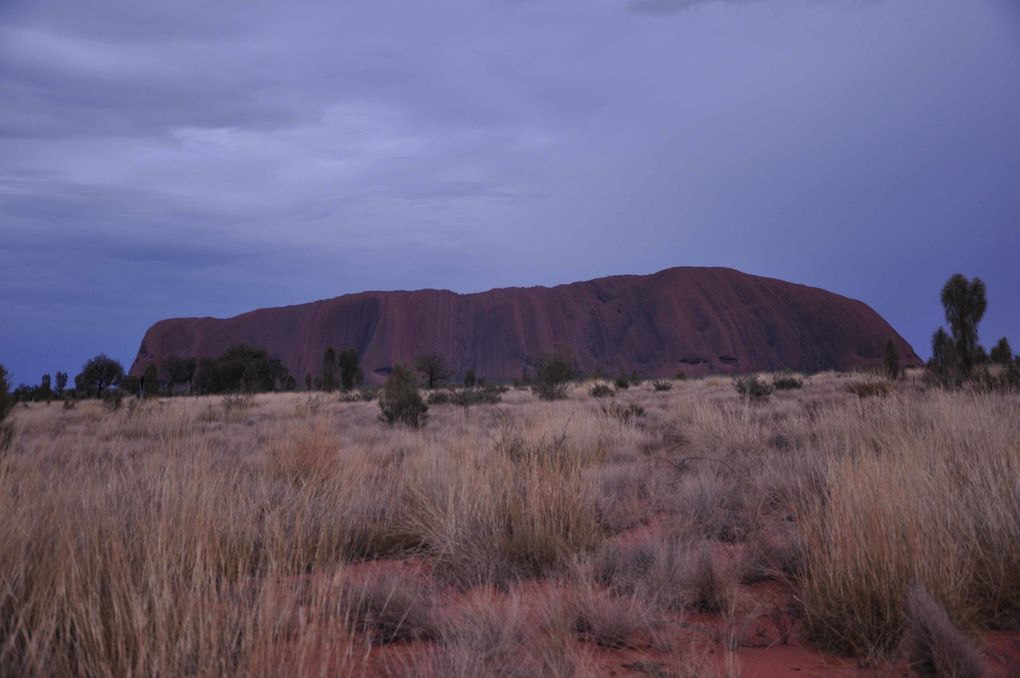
[589, 383, 614, 398]
[651, 380, 673, 392]
[449, 387, 502, 407]
[379, 364, 428, 427]
[772, 374, 803, 390]
[883, 339, 900, 381]
[613, 376, 630, 390]
[532, 350, 574, 401]
[732, 376, 774, 402]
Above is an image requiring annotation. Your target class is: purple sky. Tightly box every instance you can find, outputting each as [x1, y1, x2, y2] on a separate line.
[2, 0, 1019, 384]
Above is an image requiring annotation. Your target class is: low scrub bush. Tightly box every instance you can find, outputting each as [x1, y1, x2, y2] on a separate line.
[651, 379, 673, 392]
[732, 376, 774, 402]
[102, 388, 125, 411]
[589, 382, 615, 398]
[378, 365, 428, 428]
[533, 351, 575, 401]
[772, 374, 803, 390]
[614, 376, 630, 390]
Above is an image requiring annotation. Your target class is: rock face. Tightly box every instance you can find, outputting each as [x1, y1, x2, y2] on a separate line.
[130, 267, 920, 382]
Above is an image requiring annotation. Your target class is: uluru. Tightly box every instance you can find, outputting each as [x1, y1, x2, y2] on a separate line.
[129, 267, 920, 382]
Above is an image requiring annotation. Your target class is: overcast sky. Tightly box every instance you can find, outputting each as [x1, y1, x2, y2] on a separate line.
[2, 0, 1019, 383]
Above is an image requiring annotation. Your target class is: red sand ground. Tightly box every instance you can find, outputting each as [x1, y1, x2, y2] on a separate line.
[273, 531, 1020, 677]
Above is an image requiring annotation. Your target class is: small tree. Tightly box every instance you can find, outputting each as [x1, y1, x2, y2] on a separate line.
[338, 348, 361, 391]
[78, 354, 125, 399]
[990, 337, 1013, 365]
[305, 372, 313, 391]
[940, 274, 987, 374]
[163, 355, 196, 393]
[322, 347, 338, 392]
[415, 353, 451, 390]
[40, 374, 52, 402]
[464, 368, 477, 388]
[378, 364, 428, 427]
[55, 371, 68, 399]
[533, 349, 575, 400]
[883, 339, 900, 381]
[0, 364, 14, 450]
[143, 363, 159, 398]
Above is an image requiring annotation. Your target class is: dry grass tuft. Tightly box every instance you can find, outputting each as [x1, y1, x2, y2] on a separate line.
[903, 584, 985, 678]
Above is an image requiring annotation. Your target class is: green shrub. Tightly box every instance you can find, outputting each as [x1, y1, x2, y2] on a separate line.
[883, 340, 900, 381]
[733, 376, 774, 402]
[772, 374, 803, 390]
[589, 383, 614, 398]
[651, 379, 672, 392]
[614, 376, 630, 390]
[532, 350, 574, 401]
[449, 387, 501, 407]
[379, 365, 428, 427]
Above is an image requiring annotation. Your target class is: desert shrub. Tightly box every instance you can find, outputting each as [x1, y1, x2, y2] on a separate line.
[589, 382, 614, 398]
[344, 570, 436, 644]
[732, 375, 774, 402]
[675, 370, 687, 381]
[463, 369, 476, 387]
[651, 379, 673, 392]
[614, 376, 630, 390]
[884, 340, 901, 381]
[847, 381, 891, 399]
[903, 585, 984, 678]
[62, 399, 76, 411]
[379, 365, 428, 427]
[532, 350, 575, 401]
[102, 388, 125, 411]
[0, 365, 13, 450]
[772, 374, 802, 390]
[599, 401, 645, 424]
[449, 387, 501, 407]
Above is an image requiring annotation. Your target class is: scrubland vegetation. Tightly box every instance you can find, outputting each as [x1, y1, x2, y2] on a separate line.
[2, 369, 1018, 677]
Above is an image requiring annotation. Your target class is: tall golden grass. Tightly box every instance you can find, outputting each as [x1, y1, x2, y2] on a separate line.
[1, 374, 1016, 675]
